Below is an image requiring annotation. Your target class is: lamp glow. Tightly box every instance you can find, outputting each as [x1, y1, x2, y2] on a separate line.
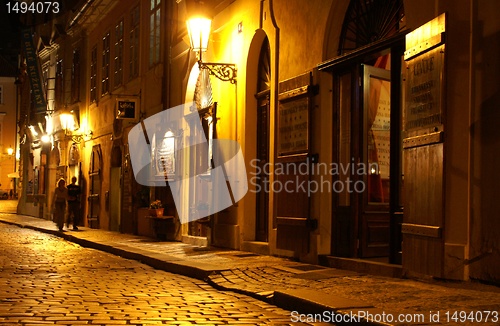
[41, 135, 51, 143]
[60, 111, 77, 132]
[186, 17, 212, 53]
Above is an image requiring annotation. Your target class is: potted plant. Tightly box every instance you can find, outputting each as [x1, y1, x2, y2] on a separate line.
[150, 199, 164, 217]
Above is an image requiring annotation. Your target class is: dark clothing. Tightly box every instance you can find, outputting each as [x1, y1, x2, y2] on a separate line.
[67, 184, 81, 203]
[67, 183, 81, 228]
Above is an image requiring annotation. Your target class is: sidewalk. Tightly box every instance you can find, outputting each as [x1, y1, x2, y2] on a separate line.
[1, 211, 499, 325]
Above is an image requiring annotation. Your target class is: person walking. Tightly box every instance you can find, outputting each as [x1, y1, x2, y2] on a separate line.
[51, 178, 69, 231]
[66, 176, 82, 230]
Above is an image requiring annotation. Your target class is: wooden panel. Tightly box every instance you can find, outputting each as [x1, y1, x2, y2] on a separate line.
[275, 167, 309, 218]
[276, 224, 309, 254]
[275, 160, 310, 253]
[402, 143, 444, 277]
[334, 206, 353, 257]
[360, 212, 390, 257]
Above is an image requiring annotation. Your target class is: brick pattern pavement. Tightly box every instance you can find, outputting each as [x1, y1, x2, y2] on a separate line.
[0, 223, 319, 325]
[1, 206, 500, 325]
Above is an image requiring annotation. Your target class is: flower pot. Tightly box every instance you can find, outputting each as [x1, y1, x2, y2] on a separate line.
[151, 208, 164, 217]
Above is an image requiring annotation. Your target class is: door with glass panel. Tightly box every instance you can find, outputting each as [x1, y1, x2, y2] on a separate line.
[359, 64, 391, 258]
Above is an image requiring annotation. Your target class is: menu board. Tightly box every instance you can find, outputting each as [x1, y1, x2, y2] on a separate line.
[404, 46, 444, 131]
[154, 133, 176, 177]
[277, 96, 309, 156]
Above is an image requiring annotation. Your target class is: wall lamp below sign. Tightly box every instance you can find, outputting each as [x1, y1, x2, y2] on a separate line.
[186, 16, 237, 84]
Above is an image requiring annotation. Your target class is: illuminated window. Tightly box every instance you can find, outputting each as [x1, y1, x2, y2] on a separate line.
[71, 49, 80, 103]
[55, 59, 63, 107]
[130, 5, 140, 79]
[102, 32, 110, 95]
[90, 46, 97, 102]
[149, 0, 161, 66]
[114, 20, 124, 88]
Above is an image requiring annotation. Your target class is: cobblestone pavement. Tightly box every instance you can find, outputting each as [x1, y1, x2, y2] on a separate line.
[0, 223, 321, 326]
[1, 201, 500, 325]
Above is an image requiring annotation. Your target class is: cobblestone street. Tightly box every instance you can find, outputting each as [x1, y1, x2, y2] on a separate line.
[0, 223, 312, 325]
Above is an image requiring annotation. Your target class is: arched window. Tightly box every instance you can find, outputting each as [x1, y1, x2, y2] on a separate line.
[339, 0, 405, 55]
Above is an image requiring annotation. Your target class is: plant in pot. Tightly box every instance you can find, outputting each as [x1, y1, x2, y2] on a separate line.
[150, 200, 164, 217]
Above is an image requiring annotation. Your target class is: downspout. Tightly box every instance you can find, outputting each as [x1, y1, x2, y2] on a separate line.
[163, 0, 173, 111]
[465, 0, 476, 281]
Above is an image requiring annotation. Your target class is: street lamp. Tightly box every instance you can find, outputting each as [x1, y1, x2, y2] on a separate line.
[58, 110, 93, 143]
[186, 15, 237, 84]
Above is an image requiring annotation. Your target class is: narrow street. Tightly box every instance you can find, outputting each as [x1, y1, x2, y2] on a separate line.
[0, 212, 314, 325]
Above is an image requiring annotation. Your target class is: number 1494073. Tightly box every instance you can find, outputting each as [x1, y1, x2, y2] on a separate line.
[6, 1, 60, 14]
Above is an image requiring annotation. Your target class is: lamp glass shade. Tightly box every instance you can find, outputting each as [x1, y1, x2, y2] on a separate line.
[60, 111, 77, 131]
[186, 17, 211, 52]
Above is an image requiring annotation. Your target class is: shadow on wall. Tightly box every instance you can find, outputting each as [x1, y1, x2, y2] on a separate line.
[474, 26, 500, 285]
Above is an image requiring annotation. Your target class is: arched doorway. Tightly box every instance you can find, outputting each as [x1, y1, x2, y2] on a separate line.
[88, 145, 102, 228]
[255, 37, 271, 242]
[320, 0, 406, 264]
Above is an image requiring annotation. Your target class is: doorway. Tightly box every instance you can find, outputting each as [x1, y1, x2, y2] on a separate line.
[324, 42, 405, 262]
[254, 37, 271, 242]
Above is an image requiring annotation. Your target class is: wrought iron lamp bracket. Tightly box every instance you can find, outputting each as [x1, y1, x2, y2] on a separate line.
[198, 60, 237, 84]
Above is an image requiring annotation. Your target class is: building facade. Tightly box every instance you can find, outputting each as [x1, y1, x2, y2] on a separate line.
[17, 0, 500, 284]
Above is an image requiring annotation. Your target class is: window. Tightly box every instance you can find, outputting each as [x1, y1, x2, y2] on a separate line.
[130, 5, 140, 79]
[102, 32, 111, 95]
[149, 0, 161, 66]
[90, 46, 97, 102]
[71, 49, 80, 103]
[114, 20, 124, 88]
[55, 59, 63, 107]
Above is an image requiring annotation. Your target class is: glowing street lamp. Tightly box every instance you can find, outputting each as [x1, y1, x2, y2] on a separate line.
[186, 14, 237, 84]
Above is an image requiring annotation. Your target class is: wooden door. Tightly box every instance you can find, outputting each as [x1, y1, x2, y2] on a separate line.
[401, 14, 446, 277]
[358, 64, 391, 257]
[87, 145, 102, 228]
[255, 93, 270, 242]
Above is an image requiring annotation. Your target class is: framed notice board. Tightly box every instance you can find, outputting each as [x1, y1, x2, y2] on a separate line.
[277, 72, 314, 158]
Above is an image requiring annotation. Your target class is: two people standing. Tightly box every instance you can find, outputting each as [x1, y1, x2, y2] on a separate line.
[51, 177, 81, 231]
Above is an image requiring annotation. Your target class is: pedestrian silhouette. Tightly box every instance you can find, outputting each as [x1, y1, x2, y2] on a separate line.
[67, 176, 82, 230]
[51, 178, 69, 231]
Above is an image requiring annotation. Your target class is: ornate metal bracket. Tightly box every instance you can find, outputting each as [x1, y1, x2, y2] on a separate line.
[198, 61, 237, 84]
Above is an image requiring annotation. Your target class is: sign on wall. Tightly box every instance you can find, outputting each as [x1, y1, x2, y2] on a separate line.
[116, 98, 139, 120]
[277, 96, 309, 156]
[404, 47, 444, 131]
[403, 13, 446, 132]
[277, 72, 314, 157]
[21, 28, 47, 114]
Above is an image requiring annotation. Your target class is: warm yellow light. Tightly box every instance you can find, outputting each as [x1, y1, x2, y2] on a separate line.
[7, 147, 13, 156]
[60, 111, 77, 131]
[29, 125, 38, 137]
[186, 17, 212, 52]
[41, 135, 51, 143]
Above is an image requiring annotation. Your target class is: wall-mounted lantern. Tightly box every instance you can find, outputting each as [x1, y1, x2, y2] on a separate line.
[56, 110, 93, 144]
[186, 15, 237, 84]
